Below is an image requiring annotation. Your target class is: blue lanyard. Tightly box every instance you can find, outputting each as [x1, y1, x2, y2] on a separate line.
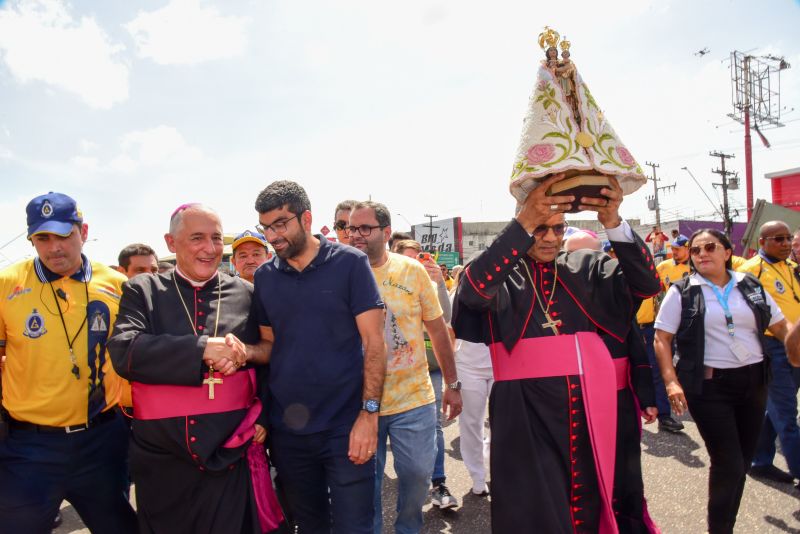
[700, 272, 736, 337]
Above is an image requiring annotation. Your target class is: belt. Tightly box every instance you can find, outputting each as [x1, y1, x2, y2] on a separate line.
[703, 360, 764, 379]
[638, 322, 654, 329]
[9, 408, 118, 434]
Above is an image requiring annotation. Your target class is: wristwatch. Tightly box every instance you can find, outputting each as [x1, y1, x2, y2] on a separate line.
[361, 399, 381, 413]
[447, 380, 462, 391]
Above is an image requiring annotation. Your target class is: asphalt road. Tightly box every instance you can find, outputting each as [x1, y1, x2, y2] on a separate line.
[56, 411, 800, 533]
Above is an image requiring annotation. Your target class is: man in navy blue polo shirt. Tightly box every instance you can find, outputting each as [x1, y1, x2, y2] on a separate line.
[252, 180, 387, 534]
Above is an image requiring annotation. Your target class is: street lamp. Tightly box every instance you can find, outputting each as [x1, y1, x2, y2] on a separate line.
[395, 213, 413, 229]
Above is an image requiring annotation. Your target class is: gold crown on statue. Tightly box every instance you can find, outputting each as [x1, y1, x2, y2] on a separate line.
[537, 26, 560, 50]
[559, 36, 571, 52]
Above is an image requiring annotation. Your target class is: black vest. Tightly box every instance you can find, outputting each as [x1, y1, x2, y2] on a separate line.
[672, 273, 772, 394]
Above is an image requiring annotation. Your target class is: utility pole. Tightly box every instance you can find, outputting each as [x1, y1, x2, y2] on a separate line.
[423, 214, 439, 252]
[710, 151, 736, 238]
[728, 51, 790, 220]
[645, 161, 676, 229]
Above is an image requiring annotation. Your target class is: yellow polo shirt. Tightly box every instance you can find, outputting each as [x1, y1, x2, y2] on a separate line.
[636, 298, 656, 325]
[0, 257, 126, 426]
[731, 255, 748, 270]
[738, 254, 800, 327]
[656, 259, 690, 290]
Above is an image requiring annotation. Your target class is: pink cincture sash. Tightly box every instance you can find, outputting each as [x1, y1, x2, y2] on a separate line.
[133, 369, 285, 531]
[489, 333, 624, 534]
[132, 368, 256, 420]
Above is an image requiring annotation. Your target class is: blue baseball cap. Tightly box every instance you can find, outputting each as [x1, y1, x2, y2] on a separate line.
[232, 230, 267, 250]
[26, 192, 83, 238]
[671, 235, 689, 247]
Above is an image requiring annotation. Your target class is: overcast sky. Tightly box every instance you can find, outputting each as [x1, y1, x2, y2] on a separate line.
[0, 0, 798, 266]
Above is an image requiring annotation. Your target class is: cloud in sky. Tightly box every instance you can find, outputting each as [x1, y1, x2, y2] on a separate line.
[126, 0, 249, 66]
[0, 0, 128, 109]
[109, 125, 204, 173]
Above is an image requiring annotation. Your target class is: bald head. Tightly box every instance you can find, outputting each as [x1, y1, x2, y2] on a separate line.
[759, 220, 792, 261]
[564, 231, 601, 252]
[759, 220, 790, 238]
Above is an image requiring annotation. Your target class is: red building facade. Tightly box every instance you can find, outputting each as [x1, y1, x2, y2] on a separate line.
[766, 167, 800, 211]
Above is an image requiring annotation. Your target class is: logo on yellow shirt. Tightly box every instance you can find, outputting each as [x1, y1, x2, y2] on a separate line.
[23, 308, 47, 338]
[776, 280, 786, 294]
[383, 277, 413, 295]
[7, 286, 31, 301]
[90, 311, 108, 332]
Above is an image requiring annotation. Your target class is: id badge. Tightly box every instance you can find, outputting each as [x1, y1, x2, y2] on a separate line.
[729, 340, 751, 362]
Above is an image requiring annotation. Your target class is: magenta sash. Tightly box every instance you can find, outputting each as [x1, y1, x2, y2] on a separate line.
[132, 368, 256, 420]
[490, 333, 622, 534]
[247, 443, 285, 532]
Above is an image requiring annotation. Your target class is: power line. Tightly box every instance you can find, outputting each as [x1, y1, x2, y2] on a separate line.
[710, 150, 737, 237]
[681, 166, 726, 220]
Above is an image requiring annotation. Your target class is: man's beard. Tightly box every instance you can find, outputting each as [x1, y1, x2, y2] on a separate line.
[275, 231, 307, 260]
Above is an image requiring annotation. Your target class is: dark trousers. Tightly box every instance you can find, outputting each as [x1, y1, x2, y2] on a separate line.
[752, 337, 800, 476]
[638, 324, 671, 417]
[0, 412, 137, 534]
[269, 426, 375, 534]
[686, 362, 767, 534]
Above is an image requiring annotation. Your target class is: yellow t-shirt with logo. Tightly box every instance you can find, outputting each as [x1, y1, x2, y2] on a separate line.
[656, 259, 691, 290]
[372, 253, 441, 416]
[738, 255, 800, 327]
[0, 258, 126, 426]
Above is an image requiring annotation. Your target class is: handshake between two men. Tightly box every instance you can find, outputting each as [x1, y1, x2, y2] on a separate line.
[203, 333, 251, 376]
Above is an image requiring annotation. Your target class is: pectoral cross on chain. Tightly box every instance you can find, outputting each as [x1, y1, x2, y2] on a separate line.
[542, 312, 562, 335]
[203, 366, 223, 400]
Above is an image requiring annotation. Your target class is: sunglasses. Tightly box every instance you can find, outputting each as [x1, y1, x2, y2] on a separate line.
[333, 220, 348, 231]
[532, 223, 568, 238]
[689, 242, 722, 256]
[764, 235, 792, 243]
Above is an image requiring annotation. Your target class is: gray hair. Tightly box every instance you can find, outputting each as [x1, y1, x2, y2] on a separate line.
[169, 203, 219, 235]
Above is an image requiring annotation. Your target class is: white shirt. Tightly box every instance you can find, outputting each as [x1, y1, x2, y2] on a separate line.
[449, 292, 492, 368]
[655, 271, 783, 369]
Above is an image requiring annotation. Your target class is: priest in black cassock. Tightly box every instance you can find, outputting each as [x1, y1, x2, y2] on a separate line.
[109, 204, 282, 534]
[453, 174, 662, 534]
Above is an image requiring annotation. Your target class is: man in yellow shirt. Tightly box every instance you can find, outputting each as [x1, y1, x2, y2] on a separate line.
[740, 220, 800, 485]
[656, 234, 691, 291]
[0, 192, 136, 533]
[641, 234, 691, 433]
[348, 201, 462, 533]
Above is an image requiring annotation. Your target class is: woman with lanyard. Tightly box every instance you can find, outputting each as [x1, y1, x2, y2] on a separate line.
[653, 229, 789, 534]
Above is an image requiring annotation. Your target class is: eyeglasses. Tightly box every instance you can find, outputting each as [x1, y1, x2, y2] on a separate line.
[764, 235, 793, 243]
[333, 220, 348, 231]
[689, 242, 722, 256]
[346, 225, 386, 237]
[532, 223, 568, 238]
[256, 214, 299, 235]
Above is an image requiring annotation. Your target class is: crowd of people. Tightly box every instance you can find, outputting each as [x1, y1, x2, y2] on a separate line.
[1, 175, 800, 534]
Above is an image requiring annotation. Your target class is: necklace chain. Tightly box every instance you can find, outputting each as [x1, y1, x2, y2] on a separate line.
[172, 272, 222, 338]
[522, 259, 560, 317]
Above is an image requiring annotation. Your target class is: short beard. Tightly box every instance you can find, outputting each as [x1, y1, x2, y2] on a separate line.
[276, 231, 308, 260]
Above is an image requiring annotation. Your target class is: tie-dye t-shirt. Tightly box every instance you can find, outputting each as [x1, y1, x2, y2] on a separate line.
[372, 252, 442, 415]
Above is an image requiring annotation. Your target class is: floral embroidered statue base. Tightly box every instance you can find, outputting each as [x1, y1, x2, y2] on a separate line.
[509, 28, 646, 207]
